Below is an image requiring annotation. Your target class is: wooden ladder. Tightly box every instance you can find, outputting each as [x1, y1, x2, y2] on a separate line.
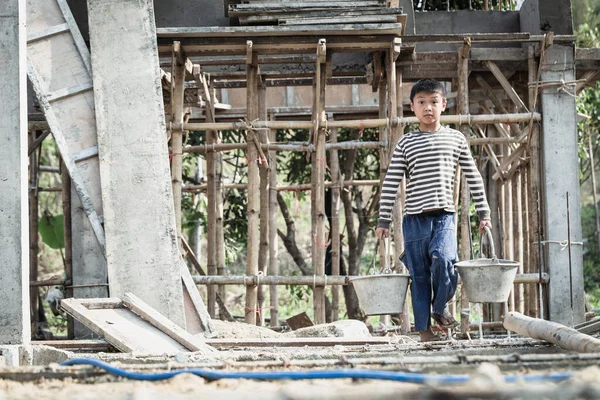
[26, 0, 105, 254]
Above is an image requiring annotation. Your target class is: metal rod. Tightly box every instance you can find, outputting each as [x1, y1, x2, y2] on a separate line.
[567, 192, 574, 311]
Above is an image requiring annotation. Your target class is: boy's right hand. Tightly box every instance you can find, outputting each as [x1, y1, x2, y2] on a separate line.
[376, 227, 389, 239]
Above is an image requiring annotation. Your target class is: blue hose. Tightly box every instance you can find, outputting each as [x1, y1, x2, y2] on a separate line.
[60, 358, 573, 384]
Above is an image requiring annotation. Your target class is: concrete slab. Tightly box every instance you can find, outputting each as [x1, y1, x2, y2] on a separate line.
[87, 0, 185, 327]
[0, 0, 30, 346]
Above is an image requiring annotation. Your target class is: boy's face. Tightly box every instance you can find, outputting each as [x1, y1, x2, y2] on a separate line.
[410, 91, 447, 130]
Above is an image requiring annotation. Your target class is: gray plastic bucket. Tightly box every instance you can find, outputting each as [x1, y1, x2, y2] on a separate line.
[455, 227, 519, 303]
[351, 274, 410, 315]
[455, 259, 519, 303]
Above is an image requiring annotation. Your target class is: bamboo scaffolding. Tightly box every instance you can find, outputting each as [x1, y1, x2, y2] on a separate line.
[312, 40, 327, 325]
[245, 44, 260, 325]
[457, 38, 471, 335]
[257, 83, 269, 326]
[213, 90, 226, 315]
[522, 167, 531, 316]
[329, 126, 341, 322]
[182, 112, 541, 132]
[268, 118, 279, 326]
[192, 273, 548, 286]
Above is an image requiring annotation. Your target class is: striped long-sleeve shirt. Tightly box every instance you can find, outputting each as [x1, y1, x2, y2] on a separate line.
[377, 126, 490, 229]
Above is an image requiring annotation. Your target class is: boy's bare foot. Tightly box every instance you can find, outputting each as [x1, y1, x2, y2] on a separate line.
[419, 327, 442, 342]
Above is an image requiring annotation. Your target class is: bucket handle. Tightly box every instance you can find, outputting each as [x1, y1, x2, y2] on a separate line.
[482, 226, 499, 263]
[381, 237, 393, 274]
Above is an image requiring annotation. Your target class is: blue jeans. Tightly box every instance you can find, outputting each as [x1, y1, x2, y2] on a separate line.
[402, 211, 458, 332]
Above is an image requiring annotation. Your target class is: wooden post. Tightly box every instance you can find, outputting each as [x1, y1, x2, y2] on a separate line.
[29, 131, 40, 333]
[268, 114, 279, 326]
[457, 38, 472, 334]
[257, 81, 269, 326]
[527, 45, 542, 319]
[505, 169, 514, 312]
[312, 39, 327, 325]
[61, 159, 73, 339]
[171, 42, 186, 236]
[329, 125, 341, 322]
[245, 41, 260, 325]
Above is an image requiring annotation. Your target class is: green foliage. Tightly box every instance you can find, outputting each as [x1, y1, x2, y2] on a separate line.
[38, 213, 64, 249]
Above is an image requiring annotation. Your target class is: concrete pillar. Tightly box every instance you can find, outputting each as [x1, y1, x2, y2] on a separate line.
[87, 0, 185, 326]
[540, 44, 584, 326]
[0, 0, 30, 344]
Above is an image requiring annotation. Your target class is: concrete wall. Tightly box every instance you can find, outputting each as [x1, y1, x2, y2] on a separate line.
[0, 0, 30, 345]
[520, 0, 573, 35]
[415, 10, 521, 51]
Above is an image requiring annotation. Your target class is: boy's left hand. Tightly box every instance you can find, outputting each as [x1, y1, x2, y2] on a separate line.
[479, 219, 492, 234]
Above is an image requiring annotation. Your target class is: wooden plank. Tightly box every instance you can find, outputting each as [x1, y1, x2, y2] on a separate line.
[122, 293, 216, 354]
[181, 262, 214, 335]
[239, 8, 404, 25]
[485, 60, 529, 112]
[46, 82, 93, 102]
[60, 298, 188, 355]
[27, 23, 69, 43]
[157, 24, 403, 38]
[281, 15, 398, 25]
[205, 337, 402, 348]
[471, 48, 527, 61]
[230, 2, 384, 15]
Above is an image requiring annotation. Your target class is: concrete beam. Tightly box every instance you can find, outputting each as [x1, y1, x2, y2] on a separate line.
[540, 44, 584, 326]
[0, 0, 30, 345]
[88, 0, 185, 327]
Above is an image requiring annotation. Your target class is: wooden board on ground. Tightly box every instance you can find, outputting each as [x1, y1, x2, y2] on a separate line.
[60, 298, 207, 355]
[181, 262, 215, 335]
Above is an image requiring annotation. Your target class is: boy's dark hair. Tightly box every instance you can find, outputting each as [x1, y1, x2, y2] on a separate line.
[410, 79, 446, 101]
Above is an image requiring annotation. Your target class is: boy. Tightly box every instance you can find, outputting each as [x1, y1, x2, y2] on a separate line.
[376, 79, 492, 342]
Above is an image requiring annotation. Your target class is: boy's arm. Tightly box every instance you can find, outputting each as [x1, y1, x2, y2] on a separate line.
[377, 140, 407, 237]
[457, 136, 492, 232]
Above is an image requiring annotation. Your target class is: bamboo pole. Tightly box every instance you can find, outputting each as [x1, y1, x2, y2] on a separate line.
[171, 42, 186, 236]
[257, 83, 269, 326]
[245, 43, 260, 325]
[312, 39, 328, 325]
[212, 88, 227, 317]
[504, 312, 600, 353]
[201, 69, 217, 319]
[182, 113, 541, 132]
[192, 273, 547, 286]
[457, 38, 472, 335]
[183, 179, 381, 192]
[505, 167, 515, 312]
[330, 126, 341, 322]
[522, 167, 531, 316]
[268, 116, 279, 326]
[528, 45, 542, 319]
[61, 159, 74, 339]
[514, 169, 524, 314]
[29, 131, 40, 332]
[378, 78, 389, 327]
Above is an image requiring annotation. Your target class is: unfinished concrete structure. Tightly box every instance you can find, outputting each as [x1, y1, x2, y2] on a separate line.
[2, 0, 599, 366]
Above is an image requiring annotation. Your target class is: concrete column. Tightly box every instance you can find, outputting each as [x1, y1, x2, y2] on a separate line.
[87, 0, 185, 326]
[0, 0, 30, 344]
[540, 45, 584, 326]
